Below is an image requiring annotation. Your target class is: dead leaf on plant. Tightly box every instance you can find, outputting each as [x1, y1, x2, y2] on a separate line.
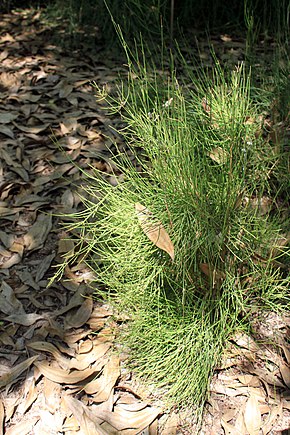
[135, 202, 174, 261]
[208, 146, 228, 164]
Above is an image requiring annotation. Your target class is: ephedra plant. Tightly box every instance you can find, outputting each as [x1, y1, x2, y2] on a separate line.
[58, 52, 290, 413]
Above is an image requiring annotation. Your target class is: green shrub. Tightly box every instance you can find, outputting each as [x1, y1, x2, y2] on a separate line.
[57, 51, 289, 412]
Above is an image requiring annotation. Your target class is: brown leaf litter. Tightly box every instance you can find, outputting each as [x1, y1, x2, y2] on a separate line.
[0, 7, 289, 435]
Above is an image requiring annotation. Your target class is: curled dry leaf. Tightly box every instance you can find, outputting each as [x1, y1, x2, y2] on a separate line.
[34, 360, 98, 385]
[69, 342, 111, 371]
[135, 203, 174, 261]
[63, 395, 108, 435]
[96, 404, 161, 432]
[65, 297, 93, 329]
[27, 341, 71, 370]
[84, 354, 120, 398]
[162, 412, 179, 435]
[0, 356, 38, 388]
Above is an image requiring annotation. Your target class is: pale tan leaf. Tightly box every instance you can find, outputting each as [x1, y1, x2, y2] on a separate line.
[244, 394, 262, 435]
[208, 146, 228, 164]
[0, 400, 4, 435]
[221, 419, 242, 435]
[237, 375, 260, 387]
[69, 342, 110, 371]
[17, 376, 38, 415]
[4, 397, 19, 422]
[135, 203, 174, 261]
[23, 213, 52, 251]
[5, 416, 40, 435]
[249, 366, 285, 388]
[78, 340, 94, 354]
[34, 360, 97, 384]
[232, 333, 259, 352]
[0, 251, 21, 269]
[63, 395, 108, 435]
[222, 408, 238, 422]
[96, 404, 161, 431]
[43, 378, 61, 414]
[161, 412, 179, 435]
[235, 402, 248, 434]
[0, 356, 38, 388]
[262, 403, 282, 435]
[65, 298, 93, 329]
[210, 383, 240, 397]
[279, 362, 290, 388]
[282, 399, 290, 410]
[84, 354, 120, 398]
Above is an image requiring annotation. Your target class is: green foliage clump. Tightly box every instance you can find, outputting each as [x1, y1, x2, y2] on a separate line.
[59, 52, 289, 411]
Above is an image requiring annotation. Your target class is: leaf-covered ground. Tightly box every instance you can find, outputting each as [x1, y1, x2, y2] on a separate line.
[0, 8, 290, 435]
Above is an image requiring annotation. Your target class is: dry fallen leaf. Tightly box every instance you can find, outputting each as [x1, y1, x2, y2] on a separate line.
[17, 376, 38, 415]
[43, 378, 61, 414]
[96, 404, 161, 431]
[63, 395, 108, 435]
[34, 360, 98, 385]
[27, 341, 71, 370]
[244, 394, 262, 435]
[221, 419, 242, 435]
[4, 416, 40, 435]
[262, 403, 283, 435]
[135, 202, 174, 261]
[0, 356, 38, 389]
[65, 297, 93, 329]
[0, 400, 4, 435]
[85, 354, 120, 398]
[4, 313, 45, 326]
[279, 362, 290, 388]
[23, 213, 52, 251]
[69, 342, 111, 371]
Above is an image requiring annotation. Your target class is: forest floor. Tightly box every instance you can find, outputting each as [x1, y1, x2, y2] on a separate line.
[0, 7, 290, 435]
